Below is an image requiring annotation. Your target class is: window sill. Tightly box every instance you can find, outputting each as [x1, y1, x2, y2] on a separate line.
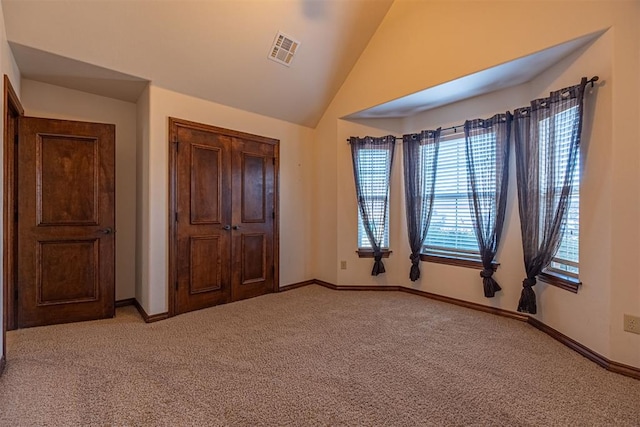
[539, 271, 581, 293]
[420, 254, 499, 271]
[356, 249, 392, 258]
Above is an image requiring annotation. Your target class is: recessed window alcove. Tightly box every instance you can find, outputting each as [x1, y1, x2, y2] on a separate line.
[343, 29, 604, 121]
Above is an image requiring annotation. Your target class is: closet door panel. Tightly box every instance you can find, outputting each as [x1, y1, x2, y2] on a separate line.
[231, 139, 275, 301]
[174, 124, 232, 314]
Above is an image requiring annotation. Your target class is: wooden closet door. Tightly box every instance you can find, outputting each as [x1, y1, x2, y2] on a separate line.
[174, 124, 232, 314]
[230, 138, 275, 301]
[170, 118, 278, 316]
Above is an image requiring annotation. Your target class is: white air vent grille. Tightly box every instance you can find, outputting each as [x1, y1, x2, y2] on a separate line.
[268, 31, 300, 67]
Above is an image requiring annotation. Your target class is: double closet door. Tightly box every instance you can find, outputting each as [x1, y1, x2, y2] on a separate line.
[170, 118, 278, 316]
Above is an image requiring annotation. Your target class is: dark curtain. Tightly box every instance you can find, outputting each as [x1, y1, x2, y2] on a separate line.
[464, 113, 512, 297]
[403, 129, 441, 281]
[350, 135, 396, 276]
[514, 80, 587, 314]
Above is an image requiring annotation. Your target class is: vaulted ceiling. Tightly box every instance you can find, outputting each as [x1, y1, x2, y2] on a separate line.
[2, 0, 394, 128]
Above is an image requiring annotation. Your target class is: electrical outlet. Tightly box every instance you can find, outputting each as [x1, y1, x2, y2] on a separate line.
[340, 261, 347, 270]
[623, 314, 640, 334]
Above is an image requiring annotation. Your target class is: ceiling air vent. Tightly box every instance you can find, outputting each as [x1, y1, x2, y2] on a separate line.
[268, 31, 300, 67]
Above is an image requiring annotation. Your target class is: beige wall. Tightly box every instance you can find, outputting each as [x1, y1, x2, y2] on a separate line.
[137, 85, 315, 315]
[313, 0, 640, 368]
[20, 79, 138, 301]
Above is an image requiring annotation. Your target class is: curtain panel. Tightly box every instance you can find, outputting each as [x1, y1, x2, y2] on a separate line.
[514, 80, 587, 314]
[464, 113, 512, 297]
[350, 135, 396, 276]
[402, 129, 441, 281]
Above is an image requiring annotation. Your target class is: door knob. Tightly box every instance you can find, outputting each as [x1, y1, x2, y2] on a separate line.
[100, 227, 113, 235]
[232, 225, 241, 230]
[222, 225, 231, 230]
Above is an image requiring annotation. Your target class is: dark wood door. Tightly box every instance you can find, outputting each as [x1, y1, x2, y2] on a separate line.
[17, 117, 115, 328]
[171, 119, 277, 315]
[174, 124, 233, 313]
[230, 138, 275, 301]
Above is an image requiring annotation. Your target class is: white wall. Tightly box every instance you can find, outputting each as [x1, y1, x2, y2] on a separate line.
[314, 0, 640, 368]
[137, 85, 315, 315]
[0, 0, 20, 361]
[20, 79, 138, 301]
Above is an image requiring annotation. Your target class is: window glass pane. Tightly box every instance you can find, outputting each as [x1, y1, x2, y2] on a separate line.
[357, 148, 390, 248]
[424, 135, 481, 259]
[541, 106, 579, 277]
[358, 210, 388, 248]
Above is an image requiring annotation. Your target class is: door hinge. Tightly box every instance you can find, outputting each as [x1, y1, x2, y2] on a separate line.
[175, 281, 179, 290]
[14, 286, 18, 301]
[175, 212, 178, 222]
[14, 209, 18, 223]
[14, 133, 18, 145]
[173, 140, 179, 152]
[272, 211, 275, 219]
[272, 265, 275, 276]
[272, 157, 275, 165]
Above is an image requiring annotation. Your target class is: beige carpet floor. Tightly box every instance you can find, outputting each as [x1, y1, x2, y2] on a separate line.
[1, 285, 638, 426]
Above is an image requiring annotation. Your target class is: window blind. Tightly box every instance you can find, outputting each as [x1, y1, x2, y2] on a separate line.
[540, 106, 580, 277]
[357, 148, 391, 248]
[424, 134, 486, 259]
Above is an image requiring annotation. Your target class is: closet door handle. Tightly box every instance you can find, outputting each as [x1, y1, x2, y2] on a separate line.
[232, 225, 241, 230]
[222, 225, 231, 230]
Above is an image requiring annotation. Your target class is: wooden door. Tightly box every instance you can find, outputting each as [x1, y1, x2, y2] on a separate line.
[17, 117, 115, 328]
[230, 138, 276, 301]
[4, 76, 22, 333]
[170, 118, 278, 316]
[174, 122, 232, 314]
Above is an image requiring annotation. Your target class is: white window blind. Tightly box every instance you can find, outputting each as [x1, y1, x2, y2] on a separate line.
[424, 133, 485, 259]
[540, 106, 580, 277]
[357, 148, 390, 249]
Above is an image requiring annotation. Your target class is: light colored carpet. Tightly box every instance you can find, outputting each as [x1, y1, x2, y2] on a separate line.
[1, 285, 638, 426]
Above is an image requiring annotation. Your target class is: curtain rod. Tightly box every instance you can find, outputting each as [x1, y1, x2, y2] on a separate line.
[346, 76, 599, 143]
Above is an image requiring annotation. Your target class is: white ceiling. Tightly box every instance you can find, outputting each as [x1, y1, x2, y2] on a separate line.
[2, 0, 394, 128]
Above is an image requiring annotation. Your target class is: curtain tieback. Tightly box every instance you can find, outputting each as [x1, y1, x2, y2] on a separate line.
[480, 269, 494, 279]
[373, 250, 383, 262]
[522, 277, 537, 288]
[409, 253, 420, 265]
